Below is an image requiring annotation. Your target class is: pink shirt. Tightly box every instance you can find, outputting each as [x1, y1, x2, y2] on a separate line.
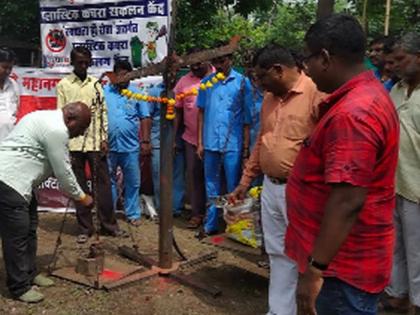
[174, 70, 213, 145]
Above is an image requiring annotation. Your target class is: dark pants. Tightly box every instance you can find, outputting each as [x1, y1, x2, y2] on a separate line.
[0, 181, 38, 297]
[316, 277, 380, 315]
[71, 151, 119, 235]
[185, 142, 206, 219]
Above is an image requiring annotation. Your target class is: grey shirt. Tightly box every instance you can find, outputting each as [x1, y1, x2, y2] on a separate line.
[0, 109, 84, 202]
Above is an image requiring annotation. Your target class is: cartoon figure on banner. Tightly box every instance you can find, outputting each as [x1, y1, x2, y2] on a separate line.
[45, 29, 67, 53]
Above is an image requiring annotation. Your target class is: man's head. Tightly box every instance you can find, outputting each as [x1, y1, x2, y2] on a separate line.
[188, 47, 211, 79]
[113, 59, 133, 90]
[253, 44, 300, 96]
[62, 102, 91, 138]
[70, 47, 92, 79]
[392, 32, 420, 82]
[0, 48, 16, 84]
[382, 36, 399, 81]
[369, 36, 388, 69]
[303, 13, 366, 93]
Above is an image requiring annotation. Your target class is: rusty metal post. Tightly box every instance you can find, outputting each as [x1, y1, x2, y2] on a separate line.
[159, 0, 177, 269]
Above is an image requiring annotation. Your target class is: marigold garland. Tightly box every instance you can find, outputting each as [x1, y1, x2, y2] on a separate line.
[120, 72, 226, 120]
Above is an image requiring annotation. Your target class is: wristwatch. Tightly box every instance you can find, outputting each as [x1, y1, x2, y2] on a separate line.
[307, 255, 329, 271]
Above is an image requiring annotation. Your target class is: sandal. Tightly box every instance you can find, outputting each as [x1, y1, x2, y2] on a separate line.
[128, 219, 141, 227]
[76, 234, 89, 244]
[186, 216, 202, 229]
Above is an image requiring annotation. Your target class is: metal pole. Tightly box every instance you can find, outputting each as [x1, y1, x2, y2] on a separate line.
[159, 0, 177, 269]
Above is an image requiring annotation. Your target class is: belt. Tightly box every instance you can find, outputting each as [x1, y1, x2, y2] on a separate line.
[268, 176, 287, 185]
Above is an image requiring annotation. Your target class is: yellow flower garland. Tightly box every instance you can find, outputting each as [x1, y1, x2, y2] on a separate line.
[120, 72, 226, 120]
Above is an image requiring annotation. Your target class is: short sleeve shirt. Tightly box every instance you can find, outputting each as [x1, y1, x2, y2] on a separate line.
[196, 69, 252, 152]
[285, 71, 400, 293]
[104, 84, 148, 153]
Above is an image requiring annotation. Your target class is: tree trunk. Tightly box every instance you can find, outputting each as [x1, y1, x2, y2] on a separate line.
[361, 0, 369, 34]
[316, 0, 335, 20]
[384, 0, 391, 35]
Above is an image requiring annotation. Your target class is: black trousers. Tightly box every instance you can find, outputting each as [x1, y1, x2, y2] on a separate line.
[0, 181, 38, 297]
[70, 151, 119, 235]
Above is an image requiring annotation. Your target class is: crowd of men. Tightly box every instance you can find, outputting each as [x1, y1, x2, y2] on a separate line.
[0, 12, 420, 315]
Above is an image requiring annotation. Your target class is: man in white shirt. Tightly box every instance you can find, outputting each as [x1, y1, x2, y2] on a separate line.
[0, 48, 19, 142]
[0, 102, 93, 303]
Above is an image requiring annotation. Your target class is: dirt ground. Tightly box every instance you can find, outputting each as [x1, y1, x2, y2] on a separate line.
[0, 212, 405, 315]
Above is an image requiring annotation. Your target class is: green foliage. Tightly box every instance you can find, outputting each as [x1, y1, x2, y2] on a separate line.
[0, 0, 40, 43]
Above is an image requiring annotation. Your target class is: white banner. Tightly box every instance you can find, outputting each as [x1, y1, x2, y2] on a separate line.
[39, 0, 170, 70]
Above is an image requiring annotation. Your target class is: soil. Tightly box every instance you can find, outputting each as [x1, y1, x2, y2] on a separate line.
[0, 212, 406, 315]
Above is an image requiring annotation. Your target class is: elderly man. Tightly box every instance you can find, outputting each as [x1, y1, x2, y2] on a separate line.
[0, 102, 94, 303]
[383, 32, 420, 314]
[229, 44, 324, 315]
[286, 14, 399, 315]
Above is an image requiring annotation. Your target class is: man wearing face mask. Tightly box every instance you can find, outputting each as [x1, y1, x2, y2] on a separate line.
[0, 47, 19, 142]
[104, 60, 149, 226]
[197, 49, 253, 235]
[174, 50, 214, 228]
[0, 102, 94, 303]
[57, 47, 123, 244]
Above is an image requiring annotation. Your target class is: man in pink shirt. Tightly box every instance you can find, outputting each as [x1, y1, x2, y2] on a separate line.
[174, 57, 213, 228]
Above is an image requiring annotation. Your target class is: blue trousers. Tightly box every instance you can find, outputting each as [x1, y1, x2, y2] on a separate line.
[109, 151, 141, 220]
[151, 147, 185, 213]
[203, 150, 242, 233]
[316, 277, 380, 315]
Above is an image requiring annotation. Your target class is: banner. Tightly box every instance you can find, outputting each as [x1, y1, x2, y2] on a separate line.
[39, 0, 170, 70]
[11, 67, 162, 211]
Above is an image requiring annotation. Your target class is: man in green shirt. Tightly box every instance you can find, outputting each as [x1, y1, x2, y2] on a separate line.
[0, 102, 93, 303]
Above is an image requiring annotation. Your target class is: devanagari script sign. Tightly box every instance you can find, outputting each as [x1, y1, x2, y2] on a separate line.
[39, 0, 170, 70]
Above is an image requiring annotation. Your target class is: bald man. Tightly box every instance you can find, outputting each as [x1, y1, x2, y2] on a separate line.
[0, 102, 93, 303]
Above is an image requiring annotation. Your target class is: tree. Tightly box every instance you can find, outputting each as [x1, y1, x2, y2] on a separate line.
[317, 0, 335, 19]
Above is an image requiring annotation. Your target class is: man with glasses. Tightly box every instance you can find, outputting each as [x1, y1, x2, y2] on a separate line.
[174, 52, 213, 228]
[229, 44, 324, 315]
[286, 14, 399, 315]
[197, 51, 252, 235]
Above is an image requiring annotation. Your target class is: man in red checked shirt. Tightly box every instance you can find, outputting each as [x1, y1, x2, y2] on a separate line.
[285, 14, 399, 315]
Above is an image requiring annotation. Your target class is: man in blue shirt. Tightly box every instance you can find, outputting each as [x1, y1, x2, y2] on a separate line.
[141, 82, 185, 214]
[245, 68, 264, 187]
[197, 54, 252, 234]
[368, 36, 397, 91]
[105, 60, 149, 225]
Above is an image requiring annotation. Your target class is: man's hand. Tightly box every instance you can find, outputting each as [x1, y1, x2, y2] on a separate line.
[78, 194, 94, 209]
[141, 142, 152, 156]
[227, 184, 248, 205]
[100, 141, 108, 155]
[197, 143, 204, 160]
[297, 265, 324, 315]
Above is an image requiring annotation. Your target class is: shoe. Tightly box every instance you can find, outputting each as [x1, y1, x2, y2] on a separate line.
[76, 234, 89, 244]
[33, 275, 54, 287]
[18, 288, 44, 303]
[128, 219, 141, 227]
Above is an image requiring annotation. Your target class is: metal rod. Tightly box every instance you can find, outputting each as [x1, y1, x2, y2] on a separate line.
[158, 0, 177, 270]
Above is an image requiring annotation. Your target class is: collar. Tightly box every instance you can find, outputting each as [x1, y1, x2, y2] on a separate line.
[318, 70, 376, 118]
[69, 72, 92, 84]
[0, 77, 13, 91]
